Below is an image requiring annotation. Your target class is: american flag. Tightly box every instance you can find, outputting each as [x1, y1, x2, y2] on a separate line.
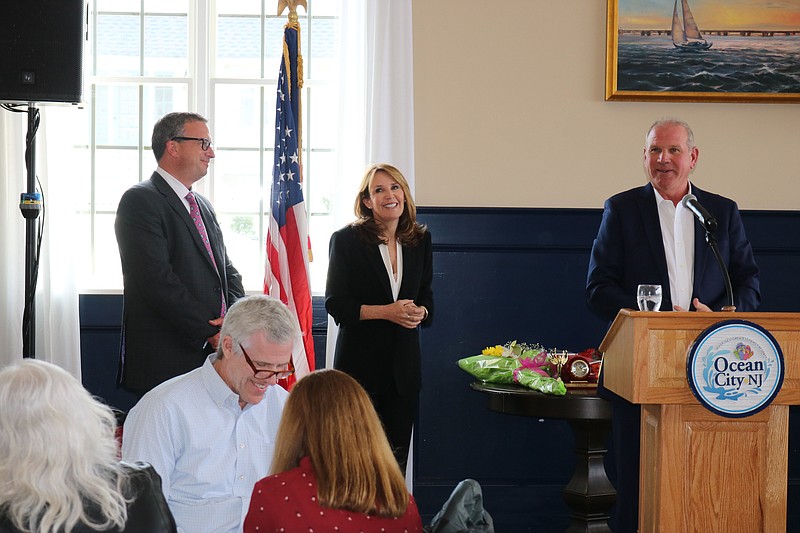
[264, 22, 314, 387]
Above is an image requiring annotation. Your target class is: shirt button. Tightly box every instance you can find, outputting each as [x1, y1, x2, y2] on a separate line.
[240, 443, 245, 449]
[239, 475, 244, 480]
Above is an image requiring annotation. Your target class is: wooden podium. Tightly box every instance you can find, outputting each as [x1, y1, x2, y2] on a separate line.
[599, 310, 800, 533]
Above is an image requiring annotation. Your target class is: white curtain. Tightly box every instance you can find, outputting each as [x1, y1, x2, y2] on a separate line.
[0, 106, 82, 378]
[326, 0, 416, 368]
[326, 0, 416, 488]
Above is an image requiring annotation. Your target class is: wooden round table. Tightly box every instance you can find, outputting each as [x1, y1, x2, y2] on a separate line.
[471, 382, 616, 533]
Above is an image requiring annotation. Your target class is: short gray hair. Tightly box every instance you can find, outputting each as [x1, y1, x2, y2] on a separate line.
[646, 117, 695, 150]
[151, 112, 207, 162]
[217, 295, 300, 358]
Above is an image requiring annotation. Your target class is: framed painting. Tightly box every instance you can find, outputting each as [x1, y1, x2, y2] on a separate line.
[606, 0, 800, 102]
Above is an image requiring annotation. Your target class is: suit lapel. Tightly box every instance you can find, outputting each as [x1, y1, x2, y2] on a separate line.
[152, 174, 221, 277]
[691, 187, 712, 295]
[398, 244, 417, 299]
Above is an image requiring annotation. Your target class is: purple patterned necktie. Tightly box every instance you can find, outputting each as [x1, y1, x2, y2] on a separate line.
[186, 192, 226, 316]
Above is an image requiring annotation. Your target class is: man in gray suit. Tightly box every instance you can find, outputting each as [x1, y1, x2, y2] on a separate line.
[115, 112, 245, 396]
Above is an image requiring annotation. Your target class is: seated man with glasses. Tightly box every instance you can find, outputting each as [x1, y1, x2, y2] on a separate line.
[122, 295, 299, 533]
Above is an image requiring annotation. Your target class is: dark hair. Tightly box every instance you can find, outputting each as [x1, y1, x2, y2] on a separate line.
[151, 112, 207, 162]
[351, 163, 426, 247]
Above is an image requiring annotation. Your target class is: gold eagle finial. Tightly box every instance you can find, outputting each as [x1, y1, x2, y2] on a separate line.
[277, 0, 307, 21]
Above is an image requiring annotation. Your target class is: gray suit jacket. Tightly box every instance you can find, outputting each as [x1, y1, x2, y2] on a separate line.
[115, 172, 244, 394]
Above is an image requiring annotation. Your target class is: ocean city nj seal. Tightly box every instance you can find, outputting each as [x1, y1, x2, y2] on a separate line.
[686, 319, 784, 418]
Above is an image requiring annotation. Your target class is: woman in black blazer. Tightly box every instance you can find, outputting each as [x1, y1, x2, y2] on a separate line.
[325, 164, 434, 471]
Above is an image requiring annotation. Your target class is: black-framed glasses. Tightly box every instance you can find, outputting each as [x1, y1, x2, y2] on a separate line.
[240, 344, 294, 380]
[171, 136, 213, 150]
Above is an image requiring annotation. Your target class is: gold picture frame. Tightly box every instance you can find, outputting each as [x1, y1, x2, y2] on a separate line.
[605, 0, 800, 103]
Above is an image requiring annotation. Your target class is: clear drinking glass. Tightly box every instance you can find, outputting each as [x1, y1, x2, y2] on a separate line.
[637, 284, 662, 311]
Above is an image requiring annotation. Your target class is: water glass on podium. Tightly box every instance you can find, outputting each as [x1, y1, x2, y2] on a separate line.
[637, 284, 662, 311]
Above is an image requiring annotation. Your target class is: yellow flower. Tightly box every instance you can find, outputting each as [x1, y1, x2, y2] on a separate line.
[482, 345, 504, 356]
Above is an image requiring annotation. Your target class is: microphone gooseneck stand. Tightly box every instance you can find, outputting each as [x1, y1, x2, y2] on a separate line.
[704, 227, 736, 312]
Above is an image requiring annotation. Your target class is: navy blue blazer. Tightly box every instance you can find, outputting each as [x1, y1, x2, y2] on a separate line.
[115, 172, 245, 393]
[587, 183, 760, 322]
[325, 225, 434, 397]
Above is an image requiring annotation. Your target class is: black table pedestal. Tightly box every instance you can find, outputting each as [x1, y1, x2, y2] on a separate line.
[563, 418, 615, 533]
[471, 382, 615, 533]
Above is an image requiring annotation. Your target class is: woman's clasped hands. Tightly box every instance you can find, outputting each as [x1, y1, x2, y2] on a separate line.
[392, 299, 426, 329]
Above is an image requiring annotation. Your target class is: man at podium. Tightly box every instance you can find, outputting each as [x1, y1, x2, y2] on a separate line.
[586, 117, 761, 531]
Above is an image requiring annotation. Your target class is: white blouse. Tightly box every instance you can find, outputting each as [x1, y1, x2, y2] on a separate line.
[378, 240, 403, 301]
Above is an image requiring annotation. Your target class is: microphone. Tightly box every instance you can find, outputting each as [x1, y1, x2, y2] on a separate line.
[682, 193, 735, 309]
[682, 194, 718, 233]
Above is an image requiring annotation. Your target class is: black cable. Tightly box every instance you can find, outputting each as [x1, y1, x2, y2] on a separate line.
[1, 103, 44, 355]
[1, 103, 29, 113]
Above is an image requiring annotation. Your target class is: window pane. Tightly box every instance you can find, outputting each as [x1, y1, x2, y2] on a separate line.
[217, 15, 262, 78]
[96, 0, 140, 13]
[96, 148, 141, 212]
[92, 213, 123, 287]
[144, 15, 189, 77]
[220, 212, 264, 291]
[144, 0, 189, 14]
[96, 14, 140, 77]
[142, 84, 190, 142]
[263, 17, 286, 69]
[213, 149, 262, 214]
[307, 150, 335, 216]
[310, 2, 337, 17]
[217, 0, 262, 16]
[95, 85, 140, 146]
[309, 213, 335, 294]
[308, 17, 337, 79]
[306, 85, 336, 149]
[214, 84, 263, 148]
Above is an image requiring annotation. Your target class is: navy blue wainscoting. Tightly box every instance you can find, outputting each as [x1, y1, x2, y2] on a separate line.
[80, 206, 800, 532]
[413, 207, 800, 532]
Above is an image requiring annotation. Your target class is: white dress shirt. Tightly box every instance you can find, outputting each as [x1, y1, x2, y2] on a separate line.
[654, 185, 695, 311]
[122, 356, 288, 533]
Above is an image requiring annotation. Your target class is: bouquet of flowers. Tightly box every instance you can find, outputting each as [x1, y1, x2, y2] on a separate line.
[458, 341, 601, 396]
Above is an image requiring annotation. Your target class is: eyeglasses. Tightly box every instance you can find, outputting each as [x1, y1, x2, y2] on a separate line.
[171, 136, 213, 150]
[240, 344, 294, 380]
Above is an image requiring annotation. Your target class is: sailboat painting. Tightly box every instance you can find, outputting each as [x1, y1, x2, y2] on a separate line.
[671, 0, 712, 51]
[606, 0, 800, 102]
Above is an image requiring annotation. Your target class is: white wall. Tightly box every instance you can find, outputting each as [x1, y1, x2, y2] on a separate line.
[412, 0, 800, 210]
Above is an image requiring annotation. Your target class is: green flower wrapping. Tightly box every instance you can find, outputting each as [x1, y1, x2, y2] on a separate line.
[457, 354, 519, 384]
[458, 342, 567, 396]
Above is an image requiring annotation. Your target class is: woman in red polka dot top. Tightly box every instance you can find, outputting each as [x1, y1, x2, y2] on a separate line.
[243, 369, 423, 532]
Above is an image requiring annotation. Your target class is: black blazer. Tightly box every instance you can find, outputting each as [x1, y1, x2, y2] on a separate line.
[325, 225, 434, 397]
[114, 172, 245, 393]
[587, 183, 761, 322]
[0, 462, 176, 533]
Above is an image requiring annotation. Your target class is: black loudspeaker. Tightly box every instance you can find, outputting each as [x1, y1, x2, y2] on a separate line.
[0, 0, 86, 104]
